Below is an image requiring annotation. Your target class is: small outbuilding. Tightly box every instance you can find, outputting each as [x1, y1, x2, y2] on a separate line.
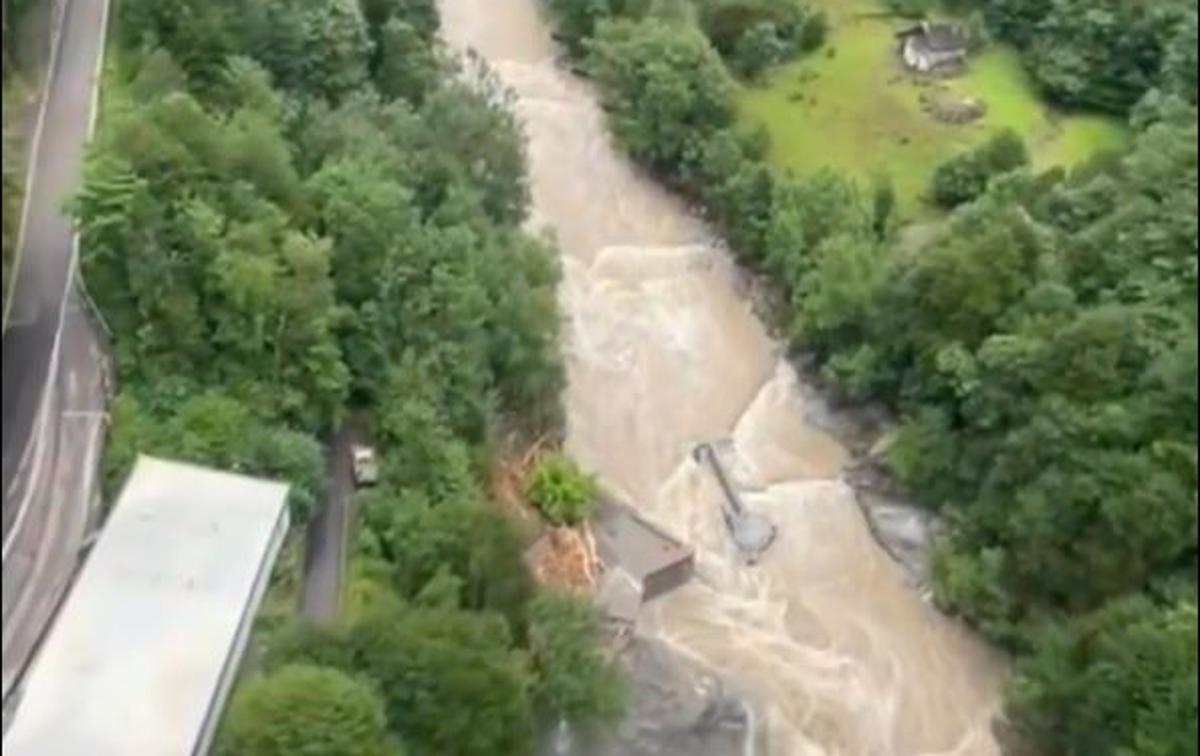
[897, 22, 969, 73]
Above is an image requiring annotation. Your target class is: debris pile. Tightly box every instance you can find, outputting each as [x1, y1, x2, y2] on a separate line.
[491, 435, 604, 596]
[525, 524, 602, 595]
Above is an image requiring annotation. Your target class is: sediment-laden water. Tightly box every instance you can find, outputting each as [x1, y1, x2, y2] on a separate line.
[438, 3, 1007, 753]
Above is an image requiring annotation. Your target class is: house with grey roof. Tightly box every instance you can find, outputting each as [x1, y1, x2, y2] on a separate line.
[897, 22, 969, 73]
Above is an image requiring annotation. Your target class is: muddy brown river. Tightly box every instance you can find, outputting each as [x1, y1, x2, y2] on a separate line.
[438, 2, 1007, 753]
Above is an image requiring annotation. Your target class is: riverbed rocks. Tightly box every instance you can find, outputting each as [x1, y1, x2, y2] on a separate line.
[919, 88, 988, 124]
[787, 366, 943, 588]
[546, 638, 754, 756]
[856, 491, 940, 587]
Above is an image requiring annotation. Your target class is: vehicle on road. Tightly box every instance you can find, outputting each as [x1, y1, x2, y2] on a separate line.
[350, 445, 378, 487]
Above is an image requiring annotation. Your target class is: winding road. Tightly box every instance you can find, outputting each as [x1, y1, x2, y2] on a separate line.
[1, 0, 111, 711]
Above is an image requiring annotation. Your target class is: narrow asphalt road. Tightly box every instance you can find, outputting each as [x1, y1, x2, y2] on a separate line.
[1, 0, 110, 709]
[2, 0, 105, 539]
[300, 423, 361, 624]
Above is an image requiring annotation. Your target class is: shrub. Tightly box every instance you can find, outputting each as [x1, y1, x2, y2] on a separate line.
[981, 128, 1030, 171]
[799, 10, 828, 52]
[931, 152, 989, 207]
[525, 453, 598, 525]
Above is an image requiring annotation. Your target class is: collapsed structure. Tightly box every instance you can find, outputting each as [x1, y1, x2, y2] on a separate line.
[592, 502, 695, 635]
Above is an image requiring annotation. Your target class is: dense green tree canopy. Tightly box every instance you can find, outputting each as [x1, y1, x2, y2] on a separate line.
[358, 487, 537, 633]
[696, 0, 826, 78]
[542, 0, 653, 55]
[217, 664, 397, 756]
[930, 128, 1030, 208]
[983, 0, 1193, 113]
[587, 18, 735, 171]
[346, 605, 537, 756]
[527, 593, 627, 728]
[1007, 597, 1197, 755]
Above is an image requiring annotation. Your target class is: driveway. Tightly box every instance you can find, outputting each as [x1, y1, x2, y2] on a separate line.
[300, 423, 363, 625]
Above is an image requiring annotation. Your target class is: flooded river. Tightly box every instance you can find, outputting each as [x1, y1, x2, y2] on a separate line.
[438, 2, 1007, 753]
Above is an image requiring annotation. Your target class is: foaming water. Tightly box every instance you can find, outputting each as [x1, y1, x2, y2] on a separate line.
[438, 1, 1007, 752]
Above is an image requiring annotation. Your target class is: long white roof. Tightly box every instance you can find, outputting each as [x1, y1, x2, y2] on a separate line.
[3, 455, 290, 756]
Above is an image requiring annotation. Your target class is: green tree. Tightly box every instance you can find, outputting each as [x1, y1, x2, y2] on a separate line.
[930, 129, 1029, 208]
[543, 0, 652, 56]
[217, 665, 397, 756]
[358, 482, 535, 631]
[347, 606, 536, 756]
[102, 390, 324, 524]
[730, 21, 788, 80]
[982, 0, 1053, 46]
[528, 593, 627, 728]
[119, 0, 238, 87]
[75, 66, 350, 431]
[985, 0, 1188, 114]
[361, 0, 439, 40]
[1007, 597, 1198, 756]
[587, 18, 735, 173]
[762, 171, 871, 288]
[696, 0, 809, 59]
[793, 233, 886, 358]
[374, 17, 441, 103]
[690, 126, 774, 256]
[420, 78, 531, 225]
[303, 0, 374, 100]
[1160, 9, 1197, 103]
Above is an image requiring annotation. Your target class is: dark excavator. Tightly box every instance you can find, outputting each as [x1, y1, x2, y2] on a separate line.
[692, 442, 777, 564]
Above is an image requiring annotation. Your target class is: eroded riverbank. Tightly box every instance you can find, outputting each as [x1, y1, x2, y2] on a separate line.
[438, 2, 1007, 752]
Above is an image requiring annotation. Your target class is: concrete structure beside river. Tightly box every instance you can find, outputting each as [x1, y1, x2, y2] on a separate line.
[3, 456, 289, 756]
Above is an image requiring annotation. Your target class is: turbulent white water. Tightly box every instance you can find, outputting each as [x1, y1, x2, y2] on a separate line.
[438, 2, 1007, 753]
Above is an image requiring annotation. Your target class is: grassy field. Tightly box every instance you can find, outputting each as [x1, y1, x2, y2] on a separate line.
[736, 0, 1128, 216]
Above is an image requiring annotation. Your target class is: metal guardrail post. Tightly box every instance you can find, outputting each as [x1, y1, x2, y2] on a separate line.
[74, 268, 116, 400]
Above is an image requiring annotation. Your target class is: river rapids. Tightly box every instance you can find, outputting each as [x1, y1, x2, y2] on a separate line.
[438, 2, 1008, 753]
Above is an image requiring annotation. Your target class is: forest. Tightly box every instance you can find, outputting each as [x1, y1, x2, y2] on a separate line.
[544, 0, 1197, 753]
[73, 0, 625, 753]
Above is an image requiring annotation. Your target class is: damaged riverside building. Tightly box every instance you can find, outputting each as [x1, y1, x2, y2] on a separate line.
[592, 502, 695, 634]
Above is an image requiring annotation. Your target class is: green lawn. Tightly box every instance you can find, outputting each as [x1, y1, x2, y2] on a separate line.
[736, 0, 1128, 216]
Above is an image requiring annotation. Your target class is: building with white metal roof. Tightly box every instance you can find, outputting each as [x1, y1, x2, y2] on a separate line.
[2, 455, 290, 756]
